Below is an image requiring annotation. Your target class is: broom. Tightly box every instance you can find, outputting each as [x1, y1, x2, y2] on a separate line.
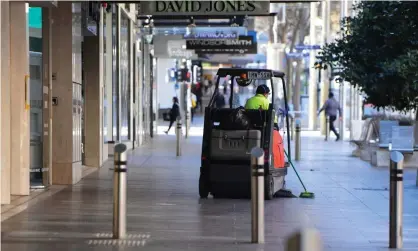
[284, 150, 315, 199]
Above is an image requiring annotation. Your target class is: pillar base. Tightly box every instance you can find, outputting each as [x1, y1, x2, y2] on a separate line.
[52, 162, 82, 185]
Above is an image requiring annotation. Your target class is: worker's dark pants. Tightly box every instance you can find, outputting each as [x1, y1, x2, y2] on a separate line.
[197, 99, 202, 113]
[329, 115, 339, 138]
[167, 119, 175, 132]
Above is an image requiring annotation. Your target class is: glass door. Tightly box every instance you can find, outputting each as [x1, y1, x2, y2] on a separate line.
[29, 52, 44, 188]
[142, 42, 151, 141]
[132, 42, 136, 146]
[28, 7, 46, 189]
[137, 40, 144, 145]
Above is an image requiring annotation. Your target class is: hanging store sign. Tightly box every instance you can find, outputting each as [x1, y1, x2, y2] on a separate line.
[186, 36, 255, 49]
[184, 27, 245, 40]
[184, 31, 238, 40]
[195, 47, 257, 54]
[168, 48, 197, 59]
[167, 40, 197, 59]
[188, 36, 257, 54]
[286, 52, 309, 58]
[138, 1, 270, 16]
[295, 44, 321, 50]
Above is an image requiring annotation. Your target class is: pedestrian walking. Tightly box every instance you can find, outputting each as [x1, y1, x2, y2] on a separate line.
[318, 92, 342, 141]
[164, 97, 180, 134]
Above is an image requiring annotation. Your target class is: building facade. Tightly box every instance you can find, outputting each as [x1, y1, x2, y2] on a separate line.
[1, 2, 155, 204]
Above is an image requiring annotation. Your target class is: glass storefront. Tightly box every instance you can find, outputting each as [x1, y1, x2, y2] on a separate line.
[136, 38, 145, 145]
[28, 7, 45, 188]
[151, 55, 157, 136]
[102, 5, 150, 146]
[112, 6, 119, 140]
[103, 11, 108, 142]
[142, 42, 151, 140]
[120, 12, 130, 141]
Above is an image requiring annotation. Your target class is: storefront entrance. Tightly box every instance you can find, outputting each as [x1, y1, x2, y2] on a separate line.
[29, 6, 47, 188]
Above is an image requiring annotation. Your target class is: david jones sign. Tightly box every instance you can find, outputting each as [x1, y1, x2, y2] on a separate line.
[139, 1, 270, 15]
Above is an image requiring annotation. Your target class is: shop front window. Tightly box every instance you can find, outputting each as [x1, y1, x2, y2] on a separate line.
[120, 12, 130, 140]
[103, 10, 108, 142]
[112, 6, 118, 140]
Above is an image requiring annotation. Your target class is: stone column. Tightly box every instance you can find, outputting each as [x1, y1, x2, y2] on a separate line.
[353, 87, 358, 120]
[320, 0, 330, 135]
[293, 60, 302, 120]
[349, 85, 353, 139]
[83, 34, 103, 168]
[338, 81, 345, 140]
[308, 2, 318, 130]
[1, 1, 11, 203]
[10, 2, 30, 196]
[50, 2, 81, 184]
[358, 91, 363, 119]
[266, 43, 286, 105]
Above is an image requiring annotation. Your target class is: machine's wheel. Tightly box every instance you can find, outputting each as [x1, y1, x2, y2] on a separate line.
[265, 175, 274, 200]
[199, 174, 209, 199]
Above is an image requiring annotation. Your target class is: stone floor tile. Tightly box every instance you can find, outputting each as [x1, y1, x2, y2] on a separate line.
[2, 125, 418, 251]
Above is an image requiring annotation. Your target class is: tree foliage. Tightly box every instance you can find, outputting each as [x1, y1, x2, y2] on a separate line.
[317, 1, 418, 112]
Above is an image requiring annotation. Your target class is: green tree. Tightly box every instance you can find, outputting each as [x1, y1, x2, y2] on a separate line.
[317, 1, 418, 113]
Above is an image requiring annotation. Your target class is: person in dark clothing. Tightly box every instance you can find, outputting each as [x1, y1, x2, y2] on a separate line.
[318, 92, 342, 141]
[165, 97, 180, 134]
[214, 92, 226, 108]
[195, 83, 203, 113]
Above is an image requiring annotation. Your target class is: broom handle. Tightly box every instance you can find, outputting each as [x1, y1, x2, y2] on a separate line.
[284, 150, 308, 192]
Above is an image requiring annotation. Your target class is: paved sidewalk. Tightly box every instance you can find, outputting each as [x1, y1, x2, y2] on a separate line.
[2, 124, 418, 251]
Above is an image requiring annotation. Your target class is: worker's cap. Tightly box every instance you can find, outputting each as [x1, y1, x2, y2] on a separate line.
[256, 84, 270, 95]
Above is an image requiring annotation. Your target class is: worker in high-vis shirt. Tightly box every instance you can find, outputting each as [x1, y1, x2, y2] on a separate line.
[245, 84, 285, 169]
[244, 84, 279, 126]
